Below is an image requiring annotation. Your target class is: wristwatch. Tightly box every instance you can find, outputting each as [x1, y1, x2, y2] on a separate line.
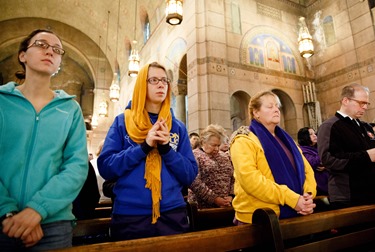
[0, 211, 18, 223]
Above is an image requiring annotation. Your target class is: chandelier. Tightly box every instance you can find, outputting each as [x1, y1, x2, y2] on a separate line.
[298, 17, 314, 58]
[109, 73, 120, 102]
[128, 45, 140, 77]
[98, 100, 108, 117]
[166, 0, 183, 25]
[91, 114, 99, 128]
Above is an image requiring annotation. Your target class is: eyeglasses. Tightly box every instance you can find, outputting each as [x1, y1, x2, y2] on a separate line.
[348, 98, 370, 107]
[27, 40, 65, 55]
[147, 77, 170, 86]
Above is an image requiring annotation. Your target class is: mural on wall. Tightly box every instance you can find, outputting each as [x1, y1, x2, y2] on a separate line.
[241, 26, 303, 76]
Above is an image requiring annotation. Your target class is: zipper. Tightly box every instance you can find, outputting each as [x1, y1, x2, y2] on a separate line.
[17, 94, 67, 207]
[19, 112, 39, 207]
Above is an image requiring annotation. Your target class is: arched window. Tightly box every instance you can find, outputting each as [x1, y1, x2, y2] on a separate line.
[323, 16, 336, 46]
[231, 2, 241, 34]
[369, 0, 375, 9]
[144, 15, 150, 43]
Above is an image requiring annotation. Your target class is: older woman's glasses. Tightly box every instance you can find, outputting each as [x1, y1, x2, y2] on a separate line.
[27, 40, 65, 55]
[147, 77, 170, 86]
[348, 98, 370, 108]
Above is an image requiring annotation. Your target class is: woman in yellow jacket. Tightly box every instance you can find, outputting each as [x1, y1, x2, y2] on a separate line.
[230, 91, 317, 224]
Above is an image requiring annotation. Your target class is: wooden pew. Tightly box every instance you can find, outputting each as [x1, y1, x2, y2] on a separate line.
[72, 218, 111, 245]
[279, 204, 375, 251]
[312, 195, 330, 213]
[72, 203, 235, 245]
[66, 204, 375, 251]
[56, 208, 280, 252]
[187, 203, 235, 231]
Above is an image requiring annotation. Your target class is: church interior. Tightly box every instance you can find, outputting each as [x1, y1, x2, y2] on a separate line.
[1, 0, 375, 154]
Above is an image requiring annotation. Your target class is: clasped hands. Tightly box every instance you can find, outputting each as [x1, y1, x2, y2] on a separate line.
[2, 208, 43, 247]
[214, 196, 233, 207]
[295, 192, 316, 215]
[146, 118, 170, 147]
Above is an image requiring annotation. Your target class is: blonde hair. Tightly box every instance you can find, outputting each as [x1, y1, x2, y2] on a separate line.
[200, 124, 226, 144]
[248, 91, 281, 120]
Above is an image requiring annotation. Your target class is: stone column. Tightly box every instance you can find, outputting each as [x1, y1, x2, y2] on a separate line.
[172, 81, 187, 125]
[185, 0, 231, 133]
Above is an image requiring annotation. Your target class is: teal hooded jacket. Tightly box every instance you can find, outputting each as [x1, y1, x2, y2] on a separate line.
[0, 82, 88, 224]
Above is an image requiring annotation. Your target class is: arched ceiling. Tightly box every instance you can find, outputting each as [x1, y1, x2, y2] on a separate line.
[0, 17, 112, 118]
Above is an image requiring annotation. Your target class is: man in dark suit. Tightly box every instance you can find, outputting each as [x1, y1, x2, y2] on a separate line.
[318, 83, 375, 209]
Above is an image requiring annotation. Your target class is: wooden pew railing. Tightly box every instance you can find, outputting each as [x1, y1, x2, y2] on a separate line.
[58, 207, 277, 252]
[65, 204, 375, 251]
[187, 203, 235, 231]
[279, 204, 375, 251]
[72, 202, 235, 245]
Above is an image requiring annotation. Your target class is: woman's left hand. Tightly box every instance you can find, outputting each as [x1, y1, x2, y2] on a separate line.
[155, 118, 170, 145]
[295, 193, 316, 215]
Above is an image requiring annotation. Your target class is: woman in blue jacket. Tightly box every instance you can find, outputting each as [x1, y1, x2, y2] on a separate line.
[98, 62, 198, 241]
[0, 29, 88, 250]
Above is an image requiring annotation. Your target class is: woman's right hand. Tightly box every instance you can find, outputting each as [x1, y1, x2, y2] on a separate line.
[2, 208, 42, 242]
[22, 224, 44, 247]
[146, 118, 169, 147]
[214, 197, 232, 207]
[146, 123, 162, 147]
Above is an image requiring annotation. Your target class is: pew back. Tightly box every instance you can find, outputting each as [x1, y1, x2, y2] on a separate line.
[57, 208, 280, 252]
[279, 204, 375, 251]
[67, 204, 375, 251]
[187, 203, 235, 231]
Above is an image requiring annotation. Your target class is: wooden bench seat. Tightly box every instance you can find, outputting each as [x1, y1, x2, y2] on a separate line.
[73, 217, 111, 245]
[187, 203, 235, 231]
[57, 208, 278, 252]
[66, 204, 375, 251]
[279, 204, 375, 251]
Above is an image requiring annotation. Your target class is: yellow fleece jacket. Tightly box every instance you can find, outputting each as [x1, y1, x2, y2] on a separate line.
[230, 131, 317, 224]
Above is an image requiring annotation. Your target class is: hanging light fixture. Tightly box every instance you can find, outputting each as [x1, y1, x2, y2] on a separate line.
[166, 0, 183, 25]
[128, 0, 140, 77]
[91, 114, 99, 128]
[298, 17, 314, 58]
[110, 0, 121, 102]
[128, 44, 140, 77]
[98, 100, 108, 117]
[110, 72, 120, 102]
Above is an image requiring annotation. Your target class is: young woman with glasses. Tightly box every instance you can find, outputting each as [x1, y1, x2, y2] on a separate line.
[0, 29, 88, 250]
[98, 62, 198, 241]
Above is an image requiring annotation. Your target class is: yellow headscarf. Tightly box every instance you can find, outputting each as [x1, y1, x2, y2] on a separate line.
[124, 63, 172, 223]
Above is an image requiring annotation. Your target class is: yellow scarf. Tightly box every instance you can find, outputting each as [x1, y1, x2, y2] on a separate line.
[124, 63, 172, 223]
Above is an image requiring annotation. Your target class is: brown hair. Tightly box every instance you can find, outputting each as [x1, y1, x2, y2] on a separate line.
[340, 83, 369, 100]
[16, 29, 63, 79]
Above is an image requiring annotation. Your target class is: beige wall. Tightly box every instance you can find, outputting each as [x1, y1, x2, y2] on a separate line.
[2, 0, 375, 150]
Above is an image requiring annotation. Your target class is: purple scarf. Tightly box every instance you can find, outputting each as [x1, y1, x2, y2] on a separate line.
[250, 119, 305, 218]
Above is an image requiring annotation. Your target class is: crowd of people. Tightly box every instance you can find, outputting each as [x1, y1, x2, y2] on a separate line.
[2, 29, 375, 250]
